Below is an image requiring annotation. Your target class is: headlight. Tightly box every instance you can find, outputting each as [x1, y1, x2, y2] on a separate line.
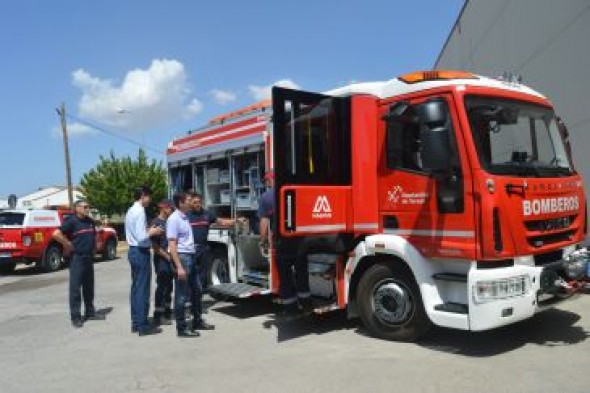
[473, 275, 531, 304]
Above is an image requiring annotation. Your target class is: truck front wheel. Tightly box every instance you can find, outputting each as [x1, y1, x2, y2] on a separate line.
[40, 245, 63, 273]
[356, 263, 431, 341]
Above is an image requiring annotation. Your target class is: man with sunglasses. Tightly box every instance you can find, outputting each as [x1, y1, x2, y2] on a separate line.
[53, 199, 105, 328]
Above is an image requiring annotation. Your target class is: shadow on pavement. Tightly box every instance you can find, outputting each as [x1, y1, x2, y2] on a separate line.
[262, 311, 357, 343]
[416, 308, 588, 357]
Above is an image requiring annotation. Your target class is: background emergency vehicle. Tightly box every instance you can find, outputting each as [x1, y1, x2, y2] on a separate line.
[167, 70, 589, 341]
[0, 209, 118, 274]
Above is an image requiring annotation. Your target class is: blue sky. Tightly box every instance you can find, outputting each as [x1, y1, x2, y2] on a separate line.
[0, 0, 463, 198]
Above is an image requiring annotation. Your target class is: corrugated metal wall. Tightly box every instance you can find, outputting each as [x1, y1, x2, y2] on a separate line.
[436, 0, 590, 189]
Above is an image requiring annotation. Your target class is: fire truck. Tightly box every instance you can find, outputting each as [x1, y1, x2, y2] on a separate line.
[167, 70, 589, 341]
[0, 209, 118, 274]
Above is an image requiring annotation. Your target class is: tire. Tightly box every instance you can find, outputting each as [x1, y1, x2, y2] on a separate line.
[356, 262, 431, 341]
[102, 239, 117, 260]
[40, 244, 63, 273]
[207, 250, 230, 301]
[0, 262, 16, 275]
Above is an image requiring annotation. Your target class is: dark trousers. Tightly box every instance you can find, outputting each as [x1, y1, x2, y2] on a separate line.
[128, 246, 151, 331]
[69, 253, 95, 319]
[278, 255, 310, 305]
[153, 256, 173, 319]
[195, 245, 209, 290]
[174, 253, 201, 332]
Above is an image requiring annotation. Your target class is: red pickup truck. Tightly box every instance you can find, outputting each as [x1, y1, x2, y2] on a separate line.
[0, 209, 118, 274]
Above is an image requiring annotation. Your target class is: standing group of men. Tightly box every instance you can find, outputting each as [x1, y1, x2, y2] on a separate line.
[125, 186, 238, 337]
[53, 169, 312, 332]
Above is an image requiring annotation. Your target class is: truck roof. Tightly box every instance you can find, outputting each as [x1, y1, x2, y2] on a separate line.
[326, 73, 546, 100]
[167, 71, 548, 164]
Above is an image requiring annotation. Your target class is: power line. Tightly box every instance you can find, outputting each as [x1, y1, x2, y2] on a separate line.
[65, 114, 166, 156]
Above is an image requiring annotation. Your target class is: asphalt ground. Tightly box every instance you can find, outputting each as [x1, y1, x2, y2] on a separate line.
[1, 251, 590, 393]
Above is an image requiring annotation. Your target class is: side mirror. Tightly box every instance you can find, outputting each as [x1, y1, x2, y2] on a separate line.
[417, 99, 452, 176]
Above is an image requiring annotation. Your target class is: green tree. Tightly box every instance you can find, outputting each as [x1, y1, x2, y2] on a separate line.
[80, 149, 167, 217]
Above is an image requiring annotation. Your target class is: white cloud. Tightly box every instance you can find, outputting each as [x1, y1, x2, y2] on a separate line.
[209, 89, 237, 105]
[248, 79, 300, 101]
[51, 122, 97, 138]
[71, 59, 202, 133]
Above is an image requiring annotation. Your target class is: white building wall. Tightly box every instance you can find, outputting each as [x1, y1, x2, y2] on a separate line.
[436, 0, 590, 188]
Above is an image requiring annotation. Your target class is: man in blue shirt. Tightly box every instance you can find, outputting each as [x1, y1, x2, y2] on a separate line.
[186, 192, 239, 330]
[151, 199, 174, 326]
[258, 170, 311, 318]
[167, 192, 201, 338]
[53, 199, 105, 328]
[125, 186, 163, 336]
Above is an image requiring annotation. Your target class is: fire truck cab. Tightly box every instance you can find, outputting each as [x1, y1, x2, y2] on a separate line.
[167, 70, 589, 341]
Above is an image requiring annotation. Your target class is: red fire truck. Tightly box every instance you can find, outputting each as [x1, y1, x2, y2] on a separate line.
[0, 209, 118, 274]
[167, 70, 589, 341]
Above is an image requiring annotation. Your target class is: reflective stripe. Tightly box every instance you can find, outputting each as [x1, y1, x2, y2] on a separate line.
[297, 292, 311, 299]
[282, 297, 298, 305]
[383, 229, 475, 238]
[296, 224, 346, 233]
[353, 223, 379, 230]
[72, 228, 95, 237]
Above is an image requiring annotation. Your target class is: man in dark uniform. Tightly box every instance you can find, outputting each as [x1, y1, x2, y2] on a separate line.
[186, 192, 238, 330]
[151, 199, 174, 326]
[258, 170, 311, 317]
[52, 199, 105, 328]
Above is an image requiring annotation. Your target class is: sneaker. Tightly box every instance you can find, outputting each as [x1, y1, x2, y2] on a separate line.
[72, 318, 84, 328]
[191, 319, 215, 331]
[178, 329, 200, 338]
[138, 326, 162, 336]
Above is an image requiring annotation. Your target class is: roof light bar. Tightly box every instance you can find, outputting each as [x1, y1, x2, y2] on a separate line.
[398, 70, 477, 84]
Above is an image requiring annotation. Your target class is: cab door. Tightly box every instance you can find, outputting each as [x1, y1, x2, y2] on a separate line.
[378, 94, 477, 259]
[271, 87, 353, 257]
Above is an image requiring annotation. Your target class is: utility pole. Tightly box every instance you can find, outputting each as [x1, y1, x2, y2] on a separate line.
[56, 103, 74, 209]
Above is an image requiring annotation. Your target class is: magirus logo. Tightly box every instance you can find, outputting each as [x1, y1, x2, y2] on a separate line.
[312, 196, 332, 219]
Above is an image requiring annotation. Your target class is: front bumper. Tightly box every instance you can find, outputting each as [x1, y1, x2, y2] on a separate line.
[467, 252, 588, 331]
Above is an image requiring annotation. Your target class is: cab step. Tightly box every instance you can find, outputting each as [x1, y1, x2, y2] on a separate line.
[432, 273, 468, 283]
[209, 283, 270, 299]
[434, 302, 468, 314]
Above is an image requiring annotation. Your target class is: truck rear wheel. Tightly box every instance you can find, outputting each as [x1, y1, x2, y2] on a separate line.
[0, 262, 16, 274]
[356, 263, 430, 341]
[40, 245, 63, 273]
[207, 249, 230, 301]
[102, 239, 117, 260]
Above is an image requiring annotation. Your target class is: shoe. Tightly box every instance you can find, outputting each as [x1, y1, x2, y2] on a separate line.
[72, 318, 84, 328]
[138, 326, 162, 336]
[299, 298, 313, 311]
[178, 329, 200, 338]
[278, 303, 302, 320]
[191, 320, 215, 331]
[131, 327, 138, 333]
[85, 313, 106, 321]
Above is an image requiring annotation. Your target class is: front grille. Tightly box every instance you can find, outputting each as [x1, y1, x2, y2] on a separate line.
[528, 231, 575, 248]
[533, 249, 563, 266]
[525, 215, 576, 232]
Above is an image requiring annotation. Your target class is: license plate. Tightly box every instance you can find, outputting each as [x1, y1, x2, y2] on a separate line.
[0, 252, 11, 258]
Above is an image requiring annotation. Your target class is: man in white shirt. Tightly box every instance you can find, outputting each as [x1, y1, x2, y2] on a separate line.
[125, 186, 163, 336]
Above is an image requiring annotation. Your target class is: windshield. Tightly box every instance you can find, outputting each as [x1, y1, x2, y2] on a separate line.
[465, 96, 573, 177]
[0, 212, 25, 226]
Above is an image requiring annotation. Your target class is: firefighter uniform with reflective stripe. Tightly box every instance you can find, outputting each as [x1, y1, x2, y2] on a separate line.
[258, 187, 310, 306]
[60, 215, 97, 320]
[187, 209, 216, 321]
[151, 216, 173, 322]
